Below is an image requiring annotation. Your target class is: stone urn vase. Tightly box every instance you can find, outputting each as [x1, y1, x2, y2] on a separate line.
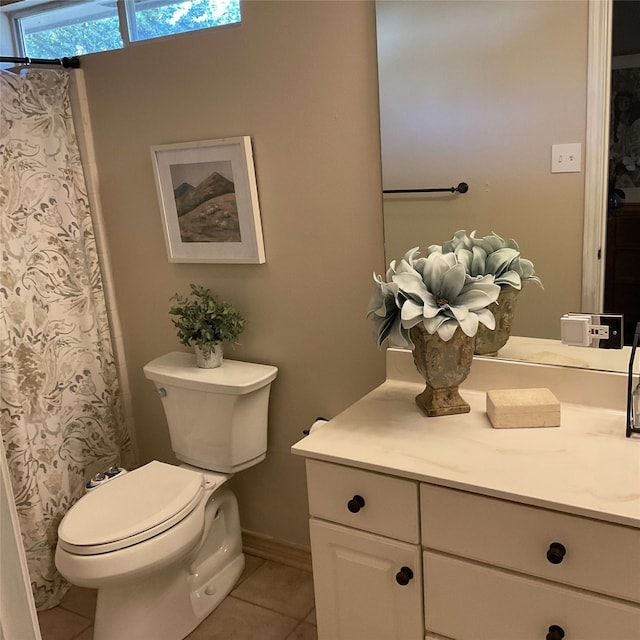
[194, 343, 223, 369]
[474, 287, 520, 356]
[409, 325, 475, 417]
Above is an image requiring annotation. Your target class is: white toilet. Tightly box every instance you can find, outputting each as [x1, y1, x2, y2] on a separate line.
[55, 352, 277, 640]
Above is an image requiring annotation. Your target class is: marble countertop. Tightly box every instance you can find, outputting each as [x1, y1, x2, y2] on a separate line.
[292, 350, 640, 528]
[494, 335, 633, 373]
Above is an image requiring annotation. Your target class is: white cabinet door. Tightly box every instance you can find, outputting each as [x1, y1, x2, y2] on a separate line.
[310, 518, 423, 640]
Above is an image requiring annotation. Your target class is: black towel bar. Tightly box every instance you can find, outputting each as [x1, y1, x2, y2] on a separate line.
[383, 182, 469, 195]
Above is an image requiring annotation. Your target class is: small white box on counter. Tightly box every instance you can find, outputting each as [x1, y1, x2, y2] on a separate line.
[486, 388, 560, 429]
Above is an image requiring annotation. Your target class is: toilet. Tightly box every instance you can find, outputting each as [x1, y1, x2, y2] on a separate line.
[55, 352, 277, 640]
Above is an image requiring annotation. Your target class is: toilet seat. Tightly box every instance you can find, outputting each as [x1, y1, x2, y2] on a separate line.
[58, 461, 211, 555]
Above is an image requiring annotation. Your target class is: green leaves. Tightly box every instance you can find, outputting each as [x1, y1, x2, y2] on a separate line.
[169, 284, 245, 352]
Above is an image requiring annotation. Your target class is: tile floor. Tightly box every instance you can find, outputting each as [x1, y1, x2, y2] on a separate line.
[37, 555, 317, 640]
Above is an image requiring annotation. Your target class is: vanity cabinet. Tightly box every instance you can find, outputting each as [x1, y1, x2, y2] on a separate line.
[421, 484, 640, 640]
[293, 351, 640, 640]
[306, 459, 423, 640]
[304, 459, 640, 640]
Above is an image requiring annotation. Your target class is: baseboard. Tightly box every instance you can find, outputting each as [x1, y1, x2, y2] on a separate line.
[242, 530, 312, 573]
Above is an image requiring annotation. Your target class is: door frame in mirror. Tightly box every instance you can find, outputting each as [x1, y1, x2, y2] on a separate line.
[582, 0, 612, 313]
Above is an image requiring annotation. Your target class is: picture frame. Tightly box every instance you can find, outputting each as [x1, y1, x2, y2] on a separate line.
[610, 54, 640, 203]
[150, 137, 265, 263]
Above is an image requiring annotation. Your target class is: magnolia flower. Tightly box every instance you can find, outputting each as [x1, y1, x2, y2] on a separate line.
[367, 248, 501, 346]
[367, 251, 412, 348]
[430, 230, 543, 290]
[367, 273, 406, 348]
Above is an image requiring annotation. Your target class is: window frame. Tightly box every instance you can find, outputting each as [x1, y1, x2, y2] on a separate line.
[2, 0, 240, 58]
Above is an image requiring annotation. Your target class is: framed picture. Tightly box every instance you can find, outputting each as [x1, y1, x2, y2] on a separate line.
[150, 137, 265, 263]
[610, 54, 640, 203]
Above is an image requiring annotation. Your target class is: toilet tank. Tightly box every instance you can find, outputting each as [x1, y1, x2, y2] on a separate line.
[143, 352, 278, 473]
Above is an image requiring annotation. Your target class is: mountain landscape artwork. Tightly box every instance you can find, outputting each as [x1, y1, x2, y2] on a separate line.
[169, 160, 241, 243]
[152, 137, 264, 263]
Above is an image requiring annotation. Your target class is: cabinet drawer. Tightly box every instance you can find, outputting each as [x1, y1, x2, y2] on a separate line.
[424, 551, 640, 640]
[421, 483, 640, 602]
[306, 460, 419, 543]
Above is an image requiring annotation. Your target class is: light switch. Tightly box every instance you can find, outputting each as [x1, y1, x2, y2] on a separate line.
[551, 143, 581, 173]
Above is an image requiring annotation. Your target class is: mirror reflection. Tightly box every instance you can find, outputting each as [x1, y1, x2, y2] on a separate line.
[376, 0, 637, 373]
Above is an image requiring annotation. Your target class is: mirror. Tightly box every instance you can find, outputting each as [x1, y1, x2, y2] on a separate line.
[376, 0, 631, 373]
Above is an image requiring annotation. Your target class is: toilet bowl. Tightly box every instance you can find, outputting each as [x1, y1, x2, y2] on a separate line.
[55, 354, 278, 640]
[56, 461, 243, 640]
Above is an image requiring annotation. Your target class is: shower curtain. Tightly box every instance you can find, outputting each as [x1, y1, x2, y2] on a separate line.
[0, 68, 135, 610]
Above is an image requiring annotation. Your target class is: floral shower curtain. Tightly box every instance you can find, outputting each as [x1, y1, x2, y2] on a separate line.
[0, 68, 135, 610]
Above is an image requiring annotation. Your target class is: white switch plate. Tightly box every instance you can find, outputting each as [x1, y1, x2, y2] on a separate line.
[551, 143, 581, 173]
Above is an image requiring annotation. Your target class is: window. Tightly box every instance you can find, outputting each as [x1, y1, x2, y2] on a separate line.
[19, 2, 123, 57]
[6, 0, 241, 58]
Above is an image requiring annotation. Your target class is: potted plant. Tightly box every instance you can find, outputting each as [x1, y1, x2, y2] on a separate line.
[169, 284, 246, 368]
[426, 230, 543, 355]
[367, 248, 500, 416]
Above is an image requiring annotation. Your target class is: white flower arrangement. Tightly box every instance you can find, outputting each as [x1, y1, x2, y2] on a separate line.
[367, 248, 501, 347]
[427, 230, 543, 290]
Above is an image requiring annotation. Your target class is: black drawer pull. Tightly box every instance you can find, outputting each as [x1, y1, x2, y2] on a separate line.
[395, 566, 414, 586]
[347, 494, 365, 513]
[546, 542, 567, 564]
[546, 624, 565, 640]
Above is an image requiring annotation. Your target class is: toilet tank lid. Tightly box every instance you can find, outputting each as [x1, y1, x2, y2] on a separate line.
[143, 352, 278, 394]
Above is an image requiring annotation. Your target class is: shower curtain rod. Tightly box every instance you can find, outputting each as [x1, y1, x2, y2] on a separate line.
[0, 56, 80, 69]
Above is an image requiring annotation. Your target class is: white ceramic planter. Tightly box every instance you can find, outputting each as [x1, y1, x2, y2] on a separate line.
[194, 344, 223, 369]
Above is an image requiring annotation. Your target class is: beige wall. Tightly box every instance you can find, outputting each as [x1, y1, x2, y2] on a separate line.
[378, 0, 589, 340]
[79, 0, 386, 548]
[74, 0, 593, 548]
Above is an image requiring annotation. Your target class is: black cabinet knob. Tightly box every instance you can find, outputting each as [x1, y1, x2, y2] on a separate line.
[395, 566, 414, 586]
[347, 494, 365, 513]
[546, 624, 565, 640]
[546, 542, 567, 564]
